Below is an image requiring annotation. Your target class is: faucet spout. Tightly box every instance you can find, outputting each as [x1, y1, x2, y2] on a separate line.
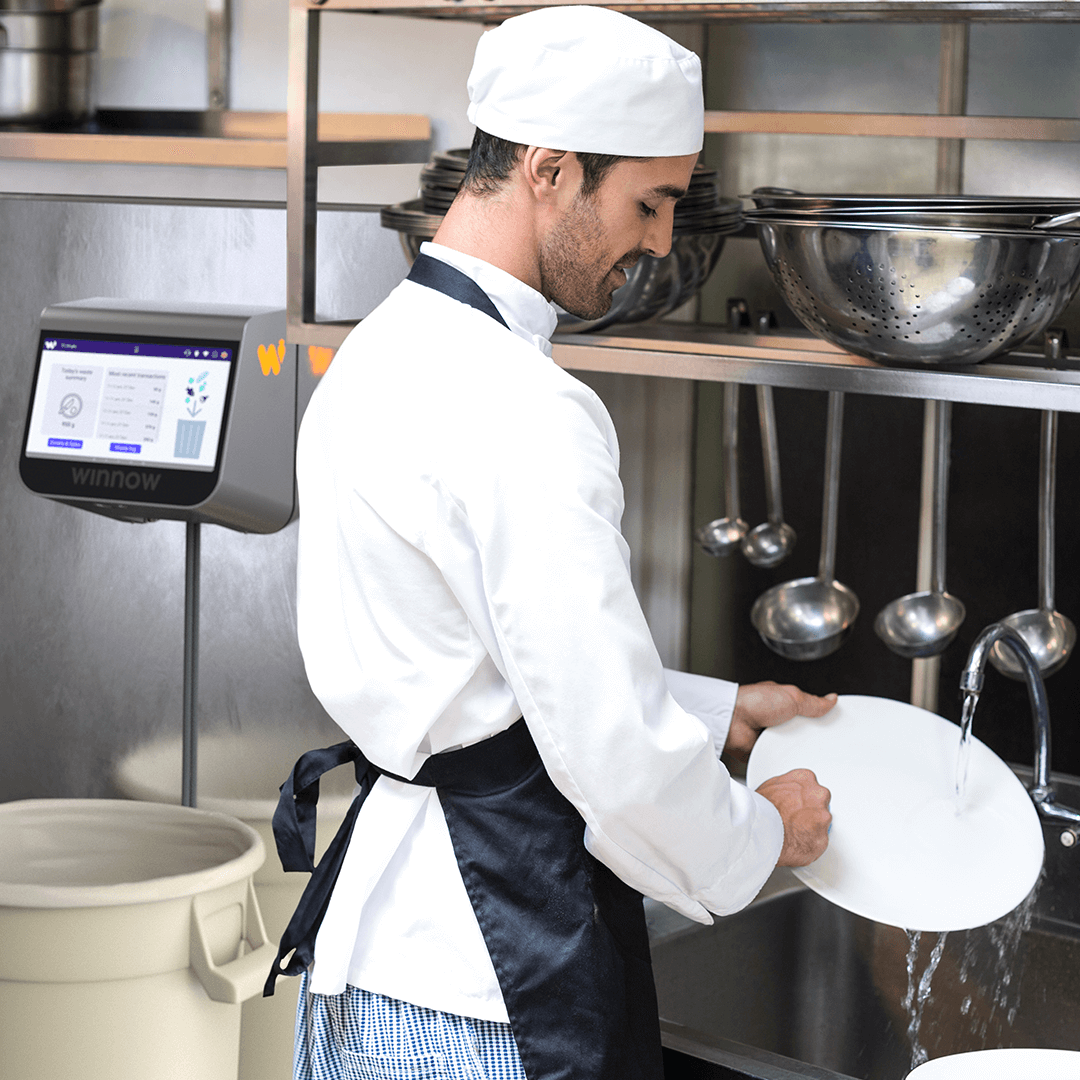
[962, 622, 1080, 845]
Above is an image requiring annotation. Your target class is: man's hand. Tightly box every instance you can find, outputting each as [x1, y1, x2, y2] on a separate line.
[724, 681, 837, 762]
[755, 769, 832, 866]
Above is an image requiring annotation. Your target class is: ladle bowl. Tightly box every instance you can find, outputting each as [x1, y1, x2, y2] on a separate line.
[990, 375, 1074, 682]
[752, 391, 856, 660]
[875, 400, 964, 660]
[989, 607, 1077, 679]
[696, 383, 746, 558]
[741, 520, 796, 568]
[742, 385, 796, 569]
[695, 517, 748, 557]
[873, 590, 967, 659]
[751, 576, 860, 661]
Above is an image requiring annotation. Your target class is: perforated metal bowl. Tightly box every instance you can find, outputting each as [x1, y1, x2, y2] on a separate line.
[754, 218, 1080, 367]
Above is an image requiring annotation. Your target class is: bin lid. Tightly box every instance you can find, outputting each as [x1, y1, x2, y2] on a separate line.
[0, 799, 264, 909]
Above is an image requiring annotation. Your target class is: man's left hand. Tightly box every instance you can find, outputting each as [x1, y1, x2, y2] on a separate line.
[725, 682, 837, 762]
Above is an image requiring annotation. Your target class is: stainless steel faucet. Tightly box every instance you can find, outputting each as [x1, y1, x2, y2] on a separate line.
[961, 621, 1080, 847]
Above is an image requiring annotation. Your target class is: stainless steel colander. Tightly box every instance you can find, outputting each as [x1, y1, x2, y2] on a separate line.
[754, 218, 1080, 367]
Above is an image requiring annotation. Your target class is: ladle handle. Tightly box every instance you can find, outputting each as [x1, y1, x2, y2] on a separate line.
[929, 400, 953, 597]
[1041, 330, 1064, 611]
[818, 391, 844, 581]
[723, 383, 742, 521]
[1039, 408, 1058, 612]
[756, 385, 785, 526]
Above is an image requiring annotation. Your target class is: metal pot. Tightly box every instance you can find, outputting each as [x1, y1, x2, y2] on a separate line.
[0, 0, 100, 127]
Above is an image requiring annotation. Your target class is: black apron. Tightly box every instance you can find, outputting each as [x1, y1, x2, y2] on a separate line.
[267, 253, 664, 1080]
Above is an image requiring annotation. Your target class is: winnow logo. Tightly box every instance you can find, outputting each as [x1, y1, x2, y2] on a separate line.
[71, 466, 162, 491]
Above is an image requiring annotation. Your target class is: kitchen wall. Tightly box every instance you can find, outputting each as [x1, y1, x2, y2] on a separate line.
[0, 200, 410, 802]
[0, 6, 697, 801]
[3, 9, 1080, 801]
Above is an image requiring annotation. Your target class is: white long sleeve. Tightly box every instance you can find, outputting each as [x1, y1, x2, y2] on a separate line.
[295, 247, 783, 1017]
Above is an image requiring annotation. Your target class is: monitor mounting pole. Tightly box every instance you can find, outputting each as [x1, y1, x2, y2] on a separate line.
[182, 521, 201, 808]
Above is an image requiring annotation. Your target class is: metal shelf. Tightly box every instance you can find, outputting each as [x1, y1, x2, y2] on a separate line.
[291, 318, 1080, 413]
[552, 325, 1080, 413]
[283, 0, 1080, 388]
[294, 0, 1080, 21]
[0, 109, 430, 170]
[704, 110, 1080, 141]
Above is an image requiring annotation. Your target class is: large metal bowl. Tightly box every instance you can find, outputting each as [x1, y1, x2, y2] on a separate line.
[754, 217, 1080, 367]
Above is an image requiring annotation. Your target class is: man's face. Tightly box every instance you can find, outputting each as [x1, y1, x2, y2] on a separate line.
[538, 153, 698, 320]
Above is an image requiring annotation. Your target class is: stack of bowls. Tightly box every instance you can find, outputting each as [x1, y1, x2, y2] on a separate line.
[744, 189, 1080, 367]
[380, 147, 470, 263]
[419, 148, 468, 214]
[381, 156, 742, 332]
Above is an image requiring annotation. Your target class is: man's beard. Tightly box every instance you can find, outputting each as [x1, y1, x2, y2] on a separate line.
[538, 192, 644, 321]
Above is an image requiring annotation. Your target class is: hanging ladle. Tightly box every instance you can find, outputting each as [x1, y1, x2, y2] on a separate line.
[696, 383, 748, 556]
[750, 391, 859, 659]
[874, 400, 966, 658]
[990, 329, 1077, 679]
[742, 384, 796, 568]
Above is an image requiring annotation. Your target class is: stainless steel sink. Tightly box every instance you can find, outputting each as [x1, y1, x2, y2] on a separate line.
[651, 769, 1080, 1080]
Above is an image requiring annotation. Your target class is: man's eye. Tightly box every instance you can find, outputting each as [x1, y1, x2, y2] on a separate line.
[641, 203, 658, 218]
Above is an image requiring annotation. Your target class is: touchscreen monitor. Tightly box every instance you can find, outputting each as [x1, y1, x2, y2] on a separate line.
[23, 333, 238, 471]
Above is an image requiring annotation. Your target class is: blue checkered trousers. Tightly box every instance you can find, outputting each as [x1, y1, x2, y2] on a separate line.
[294, 972, 528, 1080]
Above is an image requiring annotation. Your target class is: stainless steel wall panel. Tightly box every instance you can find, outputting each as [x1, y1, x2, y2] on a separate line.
[0, 198, 406, 802]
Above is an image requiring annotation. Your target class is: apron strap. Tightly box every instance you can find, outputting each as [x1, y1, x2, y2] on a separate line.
[264, 740, 375, 996]
[407, 252, 510, 330]
[264, 721, 532, 997]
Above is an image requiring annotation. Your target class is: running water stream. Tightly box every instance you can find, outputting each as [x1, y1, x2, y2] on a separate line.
[899, 883, 1041, 1073]
[903, 930, 949, 1070]
[898, 696, 1038, 1072]
[954, 690, 979, 803]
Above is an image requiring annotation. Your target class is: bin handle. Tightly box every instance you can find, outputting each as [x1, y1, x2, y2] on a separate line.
[190, 878, 276, 1004]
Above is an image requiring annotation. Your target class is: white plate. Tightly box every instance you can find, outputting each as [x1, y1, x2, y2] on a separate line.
[745, 694, 1044, 931]
[907, 1048, 1080, 1078]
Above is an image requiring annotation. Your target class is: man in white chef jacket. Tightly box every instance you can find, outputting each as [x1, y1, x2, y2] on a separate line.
[280, 7, 833, 1080]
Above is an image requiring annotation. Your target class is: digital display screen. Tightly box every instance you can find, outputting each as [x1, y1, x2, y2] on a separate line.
[23, 334, 238, 473]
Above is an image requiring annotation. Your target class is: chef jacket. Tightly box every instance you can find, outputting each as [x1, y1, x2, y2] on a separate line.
[294, 241, 785, 1022]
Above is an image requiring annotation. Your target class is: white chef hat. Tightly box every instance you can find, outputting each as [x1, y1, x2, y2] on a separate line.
[466, 6, 703, 158]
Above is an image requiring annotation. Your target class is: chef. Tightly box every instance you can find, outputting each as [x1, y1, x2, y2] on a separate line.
[271, 7, 834, 1080]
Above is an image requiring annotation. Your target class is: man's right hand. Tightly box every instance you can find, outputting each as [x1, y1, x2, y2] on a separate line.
[756, 768, 832, 867]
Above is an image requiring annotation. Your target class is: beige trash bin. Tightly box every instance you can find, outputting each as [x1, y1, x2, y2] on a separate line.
[0, 798, 272, 1080]
[114, 732, 355, 1080]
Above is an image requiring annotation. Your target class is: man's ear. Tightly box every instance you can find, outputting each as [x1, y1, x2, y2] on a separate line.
[521, 146, 570, 201]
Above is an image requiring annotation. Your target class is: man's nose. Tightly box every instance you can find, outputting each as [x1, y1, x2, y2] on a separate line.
[643, 205, 675, 259]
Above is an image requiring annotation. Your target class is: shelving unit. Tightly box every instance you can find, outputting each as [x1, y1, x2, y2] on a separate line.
[284, 0, 1080, 411]
[283, 0, 1080, 716]
[0, 109, 429, 170]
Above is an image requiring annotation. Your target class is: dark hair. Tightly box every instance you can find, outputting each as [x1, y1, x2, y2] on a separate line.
[460, 128, 637, 199]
